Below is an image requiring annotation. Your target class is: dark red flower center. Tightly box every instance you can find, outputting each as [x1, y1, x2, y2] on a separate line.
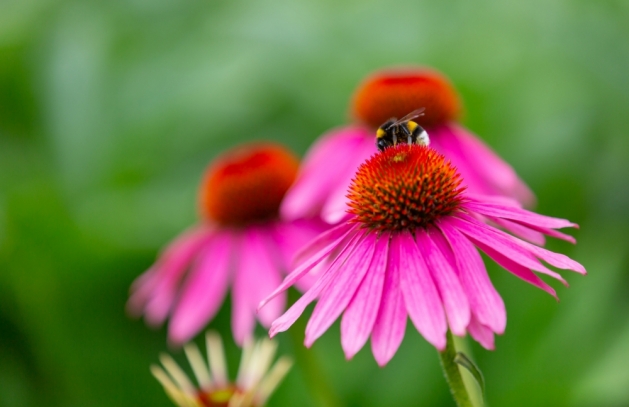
[199, 143, 299, 226]
[347, 144, 464, 231]
[351, 67, 461, 129]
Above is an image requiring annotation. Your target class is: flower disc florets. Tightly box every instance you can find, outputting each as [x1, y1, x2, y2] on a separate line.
[347, 144, 464, 231]
[352, 67, 461, 129]
[199, 143, 299, 226]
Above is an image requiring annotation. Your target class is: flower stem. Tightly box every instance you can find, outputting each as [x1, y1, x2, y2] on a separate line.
[438, 330, 475, 407]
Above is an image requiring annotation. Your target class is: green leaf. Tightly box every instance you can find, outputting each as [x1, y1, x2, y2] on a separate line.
[455, 352, 485, 398]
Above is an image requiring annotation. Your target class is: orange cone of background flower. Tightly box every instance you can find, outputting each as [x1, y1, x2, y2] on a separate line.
[281, 66, 535, 226]
[128, 143, 325, 346]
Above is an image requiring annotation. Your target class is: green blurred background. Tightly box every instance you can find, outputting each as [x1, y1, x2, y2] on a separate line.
[1, 0, 629, 406]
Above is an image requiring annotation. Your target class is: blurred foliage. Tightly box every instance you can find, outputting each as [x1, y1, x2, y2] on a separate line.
[1, 0, 629, 406]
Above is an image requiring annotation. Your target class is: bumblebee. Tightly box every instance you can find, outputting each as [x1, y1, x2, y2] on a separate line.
[375, 108, 430, 152]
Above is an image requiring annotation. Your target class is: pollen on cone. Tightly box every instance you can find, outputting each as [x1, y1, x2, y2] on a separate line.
[199, 143, 299, 226]
[351, 67, 461, 129]
[347, 144, 464, 231]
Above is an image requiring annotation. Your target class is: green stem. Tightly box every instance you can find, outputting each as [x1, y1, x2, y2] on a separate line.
[287, 289, 343, 407]
[438, 331, 474, 407]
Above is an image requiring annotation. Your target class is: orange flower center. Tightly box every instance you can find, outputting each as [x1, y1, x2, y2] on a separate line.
[351, 67, 461, 129]
[199, 143, 299, 226]
[347, 144, 464, 231]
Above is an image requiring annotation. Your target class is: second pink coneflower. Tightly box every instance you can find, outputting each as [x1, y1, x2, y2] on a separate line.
[128, 143, 324, 346]
[261, 144, 584, 366]
[281, 67, 535, 224]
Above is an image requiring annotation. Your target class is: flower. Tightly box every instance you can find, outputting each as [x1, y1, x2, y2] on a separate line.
[281, 66, 535, 224]
[260, 144, 585, 366]
[151, 331, 292, 407]
[127, 142, 325, 345]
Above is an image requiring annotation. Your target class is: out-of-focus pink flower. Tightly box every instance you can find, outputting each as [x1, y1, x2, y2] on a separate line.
[281, 67, 535, 224]
[262, 144, 584, 366]
[128, 143, 324, 346]
[152, 331, 292, 407]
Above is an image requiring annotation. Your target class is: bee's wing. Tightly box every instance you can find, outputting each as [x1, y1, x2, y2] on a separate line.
[394, 108, 426, 125]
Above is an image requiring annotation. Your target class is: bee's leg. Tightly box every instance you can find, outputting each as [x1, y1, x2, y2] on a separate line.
[392, 133, 398, 145]
[400, 124, 413, 144]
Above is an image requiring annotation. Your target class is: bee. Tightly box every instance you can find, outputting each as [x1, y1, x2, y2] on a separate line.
[375, 108, 430, 152]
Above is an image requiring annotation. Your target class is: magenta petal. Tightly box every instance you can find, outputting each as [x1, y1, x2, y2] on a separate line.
[281, 127, 369, 220]
[451, 215, 569, 284]
[492, 218, 546, 246]
[268, 230, 366, 337]
[468, 234, 558, 298]
[416, 231, 470, 336]
[370, 239, 408, 366]
[321, 137, 377, 224]
[231, 232, 257, 346]
[292, 221, 356, 267]
[468, 315, 495, 350]
[168, 232, 233, 344]
[439, 222, 506, 334]
[304, 233, 377, 347]
[464, 200, 577, 230]
[440, 124, 535, 206]
[340, 234, 388, 359]
[137, 227, 214, 325]
[258, 223, 358, 310]
[397, 232, 447, 350]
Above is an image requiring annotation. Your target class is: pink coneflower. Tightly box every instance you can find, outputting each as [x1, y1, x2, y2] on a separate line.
[261, 144, 585, 367]
[127, 143, 324, 346]
[152, 331, 292, 407]
[281, 67, 535, 224]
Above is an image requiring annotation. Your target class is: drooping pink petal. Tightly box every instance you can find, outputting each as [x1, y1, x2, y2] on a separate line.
[463, 199, 577, 230]
[436, 124, 535, 206]
[370, 236, 409, 367]
[321, 137, 377, 224]
[292, 221, 356, 267]
[451, 215, 569, 284]
[248, 226, 287, 328]
[397, 232, 447, 351]
[340, 234, 388, 359]
[258, 223, 359, 310]
[231, 231, 256, 346]
[135, 227, 215, 326]
[168, 231, 233, 344]
[268, 230, 367, 337]
[491, 218, 546, 246]
[467, 315, 495, 350]
[304, 233, 378, 347]
[416, 231, 470, 336]
[468, 235, 558, 299]
[438, 221, 506, 334]
[281, 127, 369, 221]
[270, 218, 326, 270]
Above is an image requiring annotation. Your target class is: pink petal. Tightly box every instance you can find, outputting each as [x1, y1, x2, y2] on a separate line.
[281, 127, 370, 221]
[168, 231, 233, 344]
[371, 238, 408, 366]
[270, 219, 326, 271]
[468, 315, 495, 350]
[304, 233, 377, 347]
[416, 231, 470, 336]
[340, 234, 388, 359]
[438, 222, 506, 334]
[397, 232, 447, 351]
[445, 124, 535, 206]
[491, 218, 546, 246]
[258, 223, 359, 310]
[463, 199, 577, 230]
[268, 230, 367, 336]
[451, 215, 569, 284]
[321, 137, 377, 224]
[292, 221, 355, 267]
[231, 232, 257, 346]
[136, 227, 214, 325]
[459, 228, 558, 298]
